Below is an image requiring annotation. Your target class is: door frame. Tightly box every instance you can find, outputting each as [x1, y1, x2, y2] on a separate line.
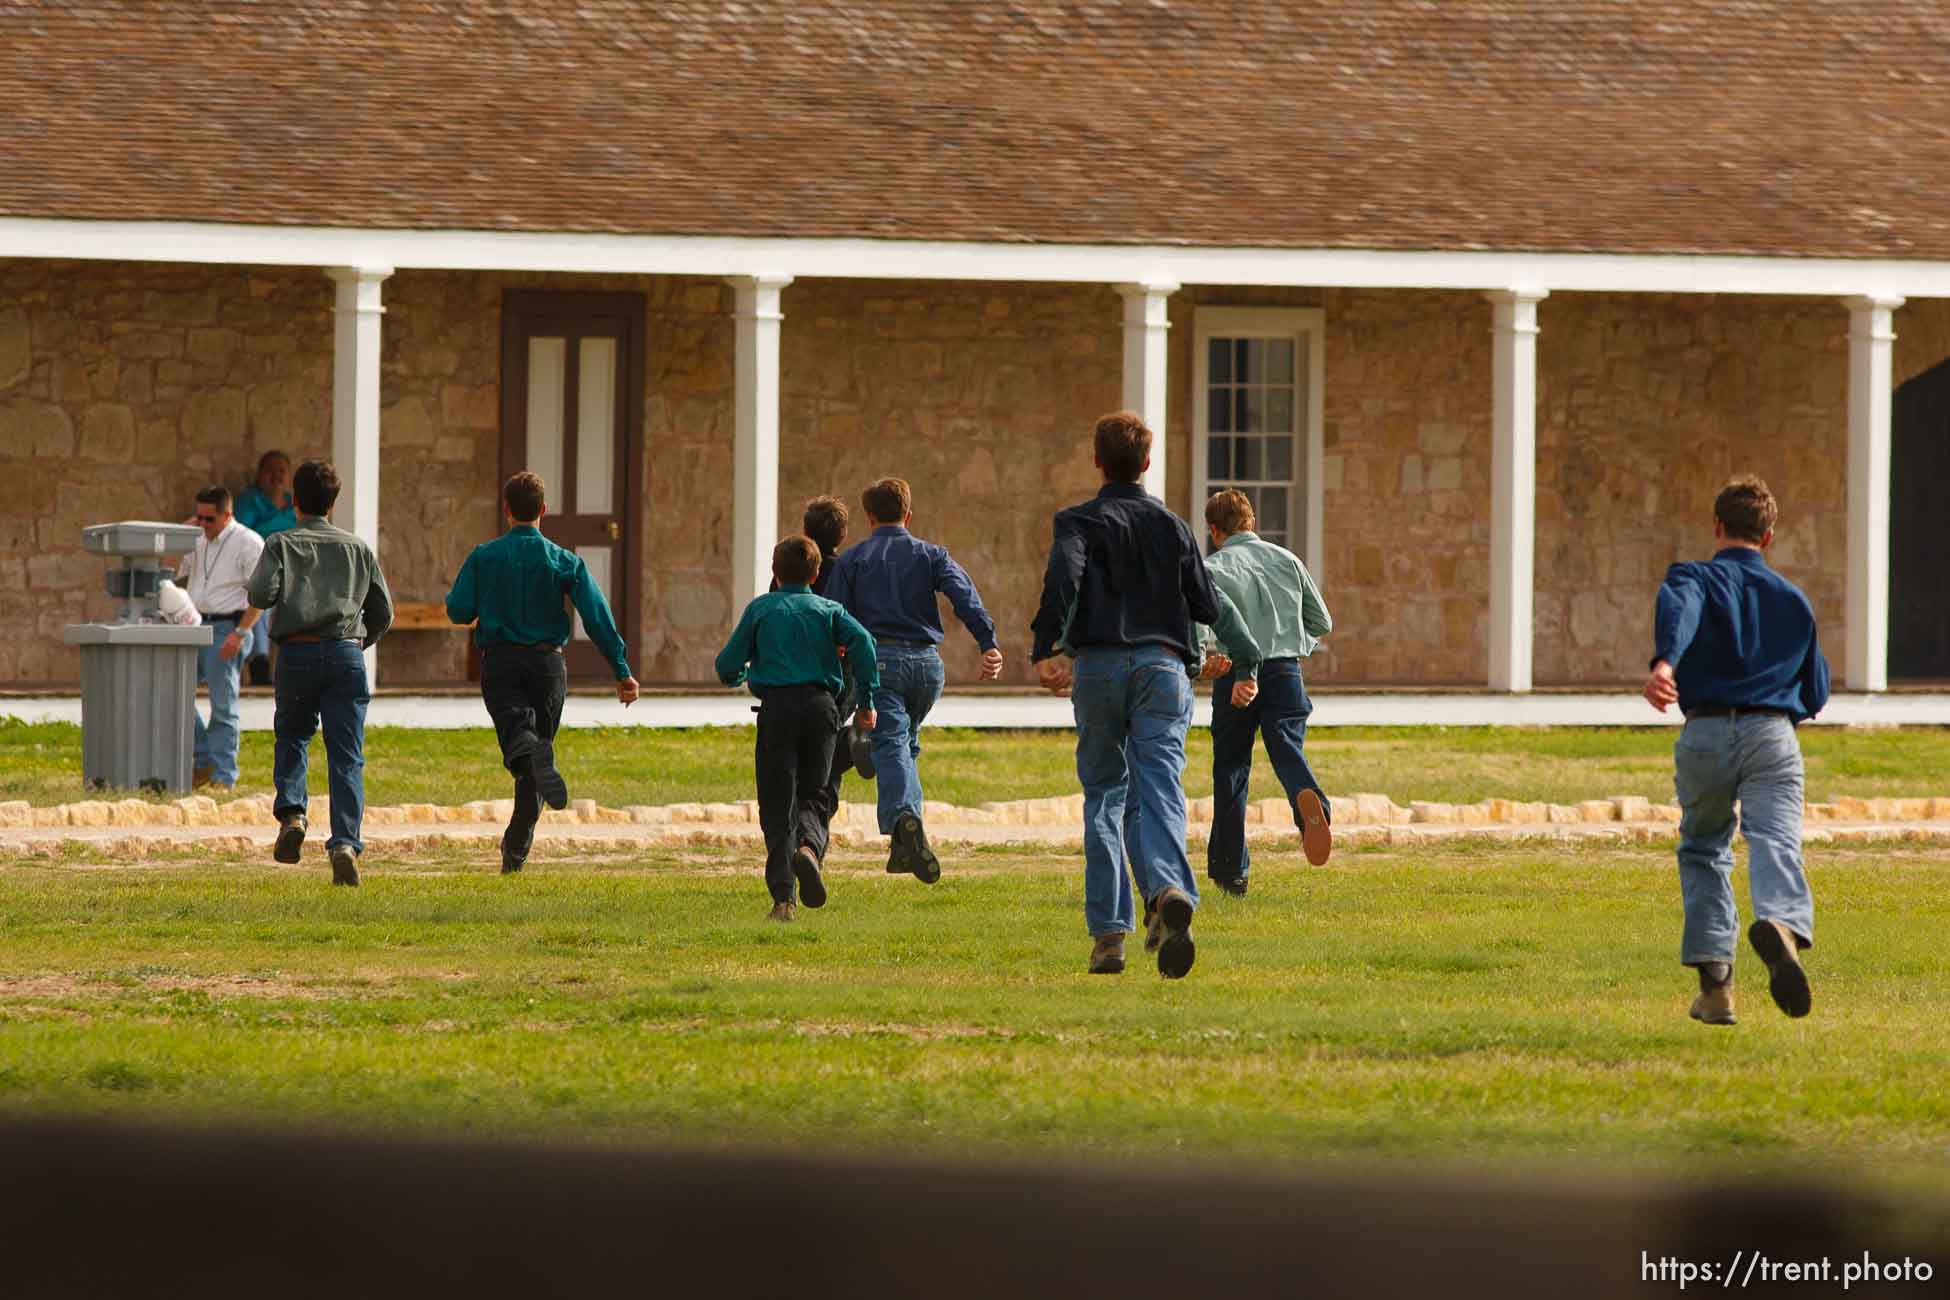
[498, 289, 647, 681]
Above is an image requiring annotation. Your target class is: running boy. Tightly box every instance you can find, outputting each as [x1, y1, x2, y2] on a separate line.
[445, 472, 640, 874]
[718, 536, 879, 921]
[826, 477, 1002, 884]
[1198, 488, 1334, 892]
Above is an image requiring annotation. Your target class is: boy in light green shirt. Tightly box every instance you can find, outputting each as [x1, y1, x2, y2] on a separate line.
[1197, 489, 1334, 890]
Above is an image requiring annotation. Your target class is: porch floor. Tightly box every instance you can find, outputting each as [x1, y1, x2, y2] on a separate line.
[5, 689, 1949, 729]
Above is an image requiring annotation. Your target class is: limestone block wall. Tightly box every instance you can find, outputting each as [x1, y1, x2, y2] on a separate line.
[0, 260, 333, 683]
[778, 280, 1122, 684]
[1534, 294, 1851, 684]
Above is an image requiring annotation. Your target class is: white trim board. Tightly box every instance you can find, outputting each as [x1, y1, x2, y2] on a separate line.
[5, 217, 1950, 297]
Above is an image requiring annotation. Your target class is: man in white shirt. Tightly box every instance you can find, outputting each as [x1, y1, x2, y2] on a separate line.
[178, 486, 266, 790]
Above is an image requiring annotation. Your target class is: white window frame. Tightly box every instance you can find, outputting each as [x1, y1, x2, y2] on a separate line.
[1191, 306, 1327, 577]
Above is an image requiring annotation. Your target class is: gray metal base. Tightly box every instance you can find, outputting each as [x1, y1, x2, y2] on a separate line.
[64, 624, 213, 793]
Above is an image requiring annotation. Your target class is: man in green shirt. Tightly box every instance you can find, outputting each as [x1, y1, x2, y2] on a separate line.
[246, 460, 394, 888]
[717, 536, 879, 921]
[1198, 489, 1335, 891]
[445, 472, 641, 874]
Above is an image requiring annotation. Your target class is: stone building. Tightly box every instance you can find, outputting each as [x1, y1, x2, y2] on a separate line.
[4, 2, 1950, 690]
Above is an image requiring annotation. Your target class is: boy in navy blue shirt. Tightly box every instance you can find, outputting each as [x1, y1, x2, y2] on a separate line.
[719, 536, 879, 921]
[826, 477, 1002, 883]
[1645, 475, 1829, 1026]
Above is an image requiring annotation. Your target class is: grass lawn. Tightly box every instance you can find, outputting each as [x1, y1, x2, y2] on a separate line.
[5, 717, 1950, 809]
[4, 838, 1949, 1189]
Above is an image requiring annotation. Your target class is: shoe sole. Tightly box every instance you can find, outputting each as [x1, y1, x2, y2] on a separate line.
[1156, 892, 1196, 978]
[1296, 789, 1332, 866]
[1089, 956, 1126, 975]
[1748, 920, 1811, 1018]
[329, 853, 359, 888]
[892, 814, 941, 885]
[532, 741, 569, 811]
[273, 822, 305, 865]
[1689, 1005, 1737, 1027]
[791, 847, 827, 908]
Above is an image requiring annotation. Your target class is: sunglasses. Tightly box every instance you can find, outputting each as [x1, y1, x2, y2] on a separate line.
[194, 513, 219, 523]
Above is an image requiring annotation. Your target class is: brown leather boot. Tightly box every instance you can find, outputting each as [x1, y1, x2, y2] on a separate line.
[1088, 933, 1126, 974]
[1688, 963, 1736, 1026]
[1749, 919, 1812, 1018]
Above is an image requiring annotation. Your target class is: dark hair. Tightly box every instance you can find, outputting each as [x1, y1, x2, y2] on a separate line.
[293, 460, 341, 517]
[772, 535, 822, 586]
[1094, 411, 1152, 483]
[504, 471, 547, 523]
[1715, 474, 1779, 543]
[802, 495, 849, 555]
[1205, 488, 1255, 535]
[861, 478, 912, 525]
[194, 485, 232, 515]
[256, 449, 291, 474]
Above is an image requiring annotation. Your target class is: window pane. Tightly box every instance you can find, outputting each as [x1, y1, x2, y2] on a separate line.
[1234, 339, 1250, 384]
[1266, 338, 1295, 383]
[576, 337, 617, 515]
[1208, 386, 1231, 434]
[1242, 338, 1263, 384]
[525, 337, 566, 500]
[1236, 437, 1264, 480]
[1259, 487, 1288, 535]
[1207, 435, 1231, 479]
[1208, 337, 1232, 383]
[1239, 388, 1264, 432]
[1266, 387, 1294, 433]
[1266, 435, 1294, 481]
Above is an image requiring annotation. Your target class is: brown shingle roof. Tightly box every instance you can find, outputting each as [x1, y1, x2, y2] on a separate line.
[5, 1, 1950, 258]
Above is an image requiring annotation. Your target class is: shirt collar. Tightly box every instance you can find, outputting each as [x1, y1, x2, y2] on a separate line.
[1714, 545, 1769, 567]
[1220, 530, 1259, 549]
[871, 524, 908, 537]
[1097, 481, 1147, 499]
[777, 582, 812, 593]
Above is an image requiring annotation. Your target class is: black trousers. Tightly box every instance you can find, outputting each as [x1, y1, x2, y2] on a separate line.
[480, 645, 567, 849]
[756, 685, 841, 903]
[796, 682, 855, 863]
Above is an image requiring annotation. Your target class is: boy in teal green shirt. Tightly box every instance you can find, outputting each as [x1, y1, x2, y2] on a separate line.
[446, 472, 639, 874]
[718, 536, 880, 920]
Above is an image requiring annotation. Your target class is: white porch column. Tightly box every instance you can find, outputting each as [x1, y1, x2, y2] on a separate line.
[1486, 288, 1547, 693]
[1117, 281, 1178, 500]
[729, 274, 792, 609]
[1844, 294, 1903, 693]
[327, 266, 391, 677]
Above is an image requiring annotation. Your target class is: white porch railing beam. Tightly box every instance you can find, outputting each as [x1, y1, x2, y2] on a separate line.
[1844, 294, 1904, 693]
[326, 265, 391, 679]
[1486, 288, 1547, 693]
[1117, 281, 1178, 501]
[729, 274, 792, 610]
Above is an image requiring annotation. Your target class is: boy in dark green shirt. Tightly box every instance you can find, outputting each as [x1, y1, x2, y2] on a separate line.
[446, 472, 640, 874]
[717, 536, 879, 920]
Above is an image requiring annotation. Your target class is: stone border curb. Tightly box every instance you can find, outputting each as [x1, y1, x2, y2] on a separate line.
[10, 790, 1950, 834]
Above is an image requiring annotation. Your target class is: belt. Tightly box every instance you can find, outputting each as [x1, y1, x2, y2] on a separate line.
[875, 638, 936, 650]
[484, 642, 564, 654]
[199, 609, 245, 623]
[1686, 705, 1790, 720]
[281, 633, 357, 645]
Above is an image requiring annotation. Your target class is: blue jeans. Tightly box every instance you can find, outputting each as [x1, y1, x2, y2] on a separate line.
[1673, 713, 1814, 965]
[1208, 659, 1330, 883]
[245, 619, 270, 662]
[869, 644, 945, 834]
[1072, 645, 1198, 937]
[272, 640, 371, 855]
[193, 616, 243, 786]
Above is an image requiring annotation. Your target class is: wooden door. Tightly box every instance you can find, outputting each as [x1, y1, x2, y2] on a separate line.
[499, 290, 645, 681]
[1891, 356, 1950, 680]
